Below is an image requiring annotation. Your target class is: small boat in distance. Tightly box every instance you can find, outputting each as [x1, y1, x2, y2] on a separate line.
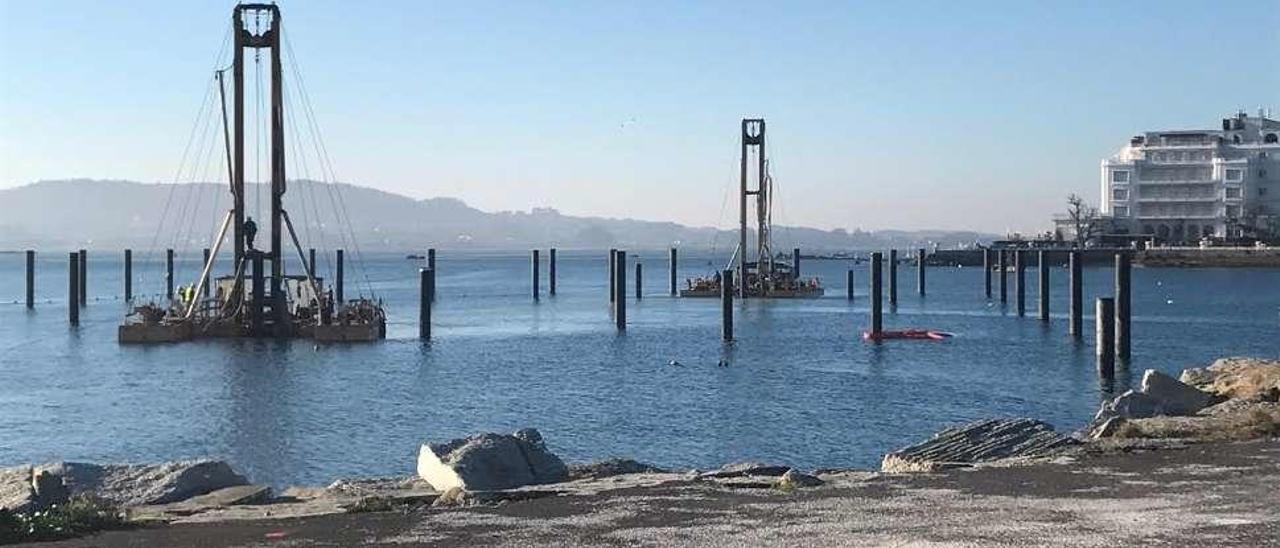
[681, 119, 823, 299]
[406, 254, 426, 260]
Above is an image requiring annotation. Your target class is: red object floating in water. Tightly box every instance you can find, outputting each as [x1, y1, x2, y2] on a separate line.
[862, 329, 953, 341]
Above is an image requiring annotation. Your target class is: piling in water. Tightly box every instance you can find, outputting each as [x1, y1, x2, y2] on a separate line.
[793, 247, 801, 278]
[1038, 250, 1049, 322]
[888, 249, 898, 306]
[614, 250, 626, 330]
[983, 248, 992, 298]
[635, 262, 642, 299]
[1069, 251, 1083, 338]
[25, 250, 34, 309]
[998, 250, 1007, 303]
[549, 248, 557, 296]
[78, 249, 86, 306]
[336, 249, 345, 304]
[608, 248, 617, 303]
[669, 247, 678, 296]
[846, 268, 854, 300]
[165, 249, 174, 301]
[1015, 250, 1026, 316]
[202, 248, 211, 297]
[1115, 253, 1132, 361]
[427, 248, 436, 301]
[531, 249, 540, 300]
[721, 269, 734, 341]
[916, 248, 926, 296]
[68, 253, 78, 325]
[1096, 297, 1115, 378]
[870, 252, 883, 337]
[308, 248, 316, 278]
[124, 249, 132, 302]
[420, 268, 432, 340]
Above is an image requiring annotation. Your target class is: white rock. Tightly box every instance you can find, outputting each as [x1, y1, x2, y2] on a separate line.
[417, 429, 568, 492]
[1140, 369, 1216, 416]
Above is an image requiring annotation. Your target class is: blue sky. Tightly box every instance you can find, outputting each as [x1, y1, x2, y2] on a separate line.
[2, 0, 1277, 233]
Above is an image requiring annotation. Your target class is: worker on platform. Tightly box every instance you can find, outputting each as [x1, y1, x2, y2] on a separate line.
[244, 217, 258, 250]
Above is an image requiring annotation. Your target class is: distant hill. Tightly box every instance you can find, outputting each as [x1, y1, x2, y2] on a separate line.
[0, 179, 997, 251]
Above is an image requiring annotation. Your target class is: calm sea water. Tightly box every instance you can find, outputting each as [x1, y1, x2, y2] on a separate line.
[0, 249, 1276, 486]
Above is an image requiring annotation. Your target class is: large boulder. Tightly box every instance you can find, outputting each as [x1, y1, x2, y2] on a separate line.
[1141, 369, 1217, 415]
[1179, 358, 1280, 401]
[882, 418, 1077, 473]
[0, 465, 35, 513]
[416, 428, 568, 491]
[41, 460, 248, 507]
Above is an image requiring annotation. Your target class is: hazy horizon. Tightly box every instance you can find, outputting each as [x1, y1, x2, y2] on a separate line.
[3, 1, 1278, 234]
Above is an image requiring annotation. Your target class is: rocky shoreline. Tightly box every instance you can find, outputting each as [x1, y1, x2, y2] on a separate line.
[3, 356, 1278, 545]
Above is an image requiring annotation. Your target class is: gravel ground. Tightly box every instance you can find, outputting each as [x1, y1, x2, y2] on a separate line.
[24, 439, 1280, 547]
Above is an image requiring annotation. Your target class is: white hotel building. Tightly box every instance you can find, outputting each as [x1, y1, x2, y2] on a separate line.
[1101, 111, 1279, 241]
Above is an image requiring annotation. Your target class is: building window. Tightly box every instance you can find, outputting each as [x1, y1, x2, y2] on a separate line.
[1112, 188, 1129, 201]
[1266, 133, 1278, 144]
[1225, 168, 1243, 182]
[1260, 169, 1268, 179]
[1226, 205, 1241, 218]
[1262, 187, 1269, 196]
[1225, 187, 1242, 199]
[1114, 206, 1129, 216]
[1112, 170, 1130, 183]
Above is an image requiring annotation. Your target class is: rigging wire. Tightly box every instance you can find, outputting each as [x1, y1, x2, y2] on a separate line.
[283, 29, 376, 298]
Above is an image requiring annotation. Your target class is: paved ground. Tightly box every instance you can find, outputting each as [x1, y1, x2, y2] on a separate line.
[25, 439, 1280, 547]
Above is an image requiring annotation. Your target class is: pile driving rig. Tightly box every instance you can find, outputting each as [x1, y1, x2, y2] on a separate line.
[119, 4, 385, 343]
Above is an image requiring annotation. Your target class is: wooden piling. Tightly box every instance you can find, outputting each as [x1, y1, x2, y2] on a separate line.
[124, 249, 132, 302]
[916, 248, 926, 296]
[427, 248, 436, 301]
[1096, 297, 1115, 378]
[1115, 253, 1131, 360]
[202, 248, 211, 297]
[68, 252, 79, 325]
[420, 268, 432, 340]
[308, 248, 316, 278]
[608, 248, 617, 303]
[793, 247, 801, 278]
[1038, 250, 1049, 322]
[549, 248, 557, 296]
[531, 249, 540, 300]
[335, 249, 345, 304]
[669, 247, 678, 296]
[25, 250, 34, 309]
[870, 252, 883, 337]
[1069, 251, 1083, 338]
[635, 262, 642, 300]
[998, 250, 1007, 303]
[165, 249, 174, 301]
[888, 249, 898, 305]
[78, 249, 86, 306]
[846, 268, 854, 300]
[1015, 250, 1026, 316]
[614, 250, 626, 330]
[983, 248, 992, 298]
[721, 269, 734, 341]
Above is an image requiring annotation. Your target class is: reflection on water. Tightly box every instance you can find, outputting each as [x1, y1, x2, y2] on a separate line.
[0, 250, 1276, 486]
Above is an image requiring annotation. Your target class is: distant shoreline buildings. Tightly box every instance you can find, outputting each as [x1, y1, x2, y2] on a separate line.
[1098, 110, 1279, 242]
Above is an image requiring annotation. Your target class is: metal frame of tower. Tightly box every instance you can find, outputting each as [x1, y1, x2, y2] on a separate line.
[232, 3, 287, 334]
[739, 118, 767, 298]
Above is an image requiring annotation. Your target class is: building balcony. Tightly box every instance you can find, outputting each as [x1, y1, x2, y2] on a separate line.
[1134, 196, 1219, 202]
[1135, 214, 1221, 220]
[1135, 179, 1218, 185]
